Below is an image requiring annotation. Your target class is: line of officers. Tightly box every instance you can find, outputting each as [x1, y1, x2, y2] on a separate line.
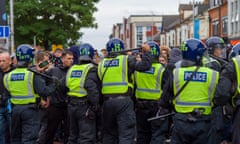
[0, 36, 240, 144]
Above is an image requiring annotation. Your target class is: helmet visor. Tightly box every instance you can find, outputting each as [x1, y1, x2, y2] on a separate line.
[213, 43, 225, 49]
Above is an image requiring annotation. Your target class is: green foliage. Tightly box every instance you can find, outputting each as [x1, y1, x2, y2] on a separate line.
[7, 0, 99, 50]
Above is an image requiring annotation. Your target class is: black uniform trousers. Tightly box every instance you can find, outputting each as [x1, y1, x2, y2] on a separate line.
[11, 104, 39, 144]
[208, 106, 224, 144]
[102, 96, 136, 144]
[170, 113, 211, 144]
[67, 99, 96, 144]
[232, 106, 240, 144]
[37, 105, 68, 144]
[136, 101, 169, 144]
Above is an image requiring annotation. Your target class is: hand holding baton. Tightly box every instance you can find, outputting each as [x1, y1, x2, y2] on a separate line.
[27, 68, 61, 85]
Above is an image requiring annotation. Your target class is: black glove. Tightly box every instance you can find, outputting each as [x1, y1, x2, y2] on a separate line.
[85, 108, 96, 120]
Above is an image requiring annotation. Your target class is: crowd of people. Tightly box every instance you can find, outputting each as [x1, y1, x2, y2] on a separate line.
[0, 36, 240, 144]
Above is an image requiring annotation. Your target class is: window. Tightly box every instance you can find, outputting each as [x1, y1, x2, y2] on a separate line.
[136, 26, 143, 48]
[214, 0, 218, 6]
[146, 36, 151, 41]
[146, 26, 151, 31]
[210, 0, 214, 8]
[219, 0, 222, 5]
[157, 26, 162, 32]
[172, 34, 175, 47]
[213, 21, 219, 36]
[235, 21, 238, 34]
[222, 18, 228, 34]
[136, 26, 142, 33]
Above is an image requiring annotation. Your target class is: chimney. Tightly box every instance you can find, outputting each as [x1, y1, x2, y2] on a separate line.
[204, 0, 209, 4]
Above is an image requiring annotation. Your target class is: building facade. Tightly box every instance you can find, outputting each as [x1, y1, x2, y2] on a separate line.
[228, 0, 240, 44]
[208, 0, 228, 39]
[112, 15, 163, 49]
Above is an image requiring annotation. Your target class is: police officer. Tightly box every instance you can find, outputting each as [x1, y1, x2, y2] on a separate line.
[205, 36, 227, 144]
[98, 38, 152, 144]
[159, 38, 219, 144]
[135, 41, 168, 144]
[3, 44, 57, 144]
[214, 43, 240, 144]
[204, 36, 227, 71]
[66, 43, 100, 144]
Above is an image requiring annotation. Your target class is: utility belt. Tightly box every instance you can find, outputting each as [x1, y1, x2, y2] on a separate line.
[12, 103, 37, 109]
[12, 98, 40, 109]
[68, 96, 88, 106]
[103, 94, 130, 101]
[136, 99, 158, 109]
[175, 108, 210, 122]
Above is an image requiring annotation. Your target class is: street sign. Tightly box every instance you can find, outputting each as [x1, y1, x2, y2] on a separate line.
[0, 26, 10, 38]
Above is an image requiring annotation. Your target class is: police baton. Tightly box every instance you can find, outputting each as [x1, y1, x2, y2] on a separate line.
[209, 54, 228, 65]
[27, 67, 57, 81]
[147, 112, 176, 122]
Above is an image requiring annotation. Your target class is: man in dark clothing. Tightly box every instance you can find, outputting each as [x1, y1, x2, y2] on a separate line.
[37, 50, 73, 144]
[134, 41, 168, 144]
[98, 38, 152, 144]
[0, 50, 15, 144]
[3, 45, 57, 144]
[66, 43, 100, 144]
[35, 51, 53, 144]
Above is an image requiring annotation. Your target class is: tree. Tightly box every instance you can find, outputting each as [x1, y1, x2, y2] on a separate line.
[8, 0, 99, 50]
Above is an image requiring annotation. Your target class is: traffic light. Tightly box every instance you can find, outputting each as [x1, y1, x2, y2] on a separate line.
[0, 0, 7, 25]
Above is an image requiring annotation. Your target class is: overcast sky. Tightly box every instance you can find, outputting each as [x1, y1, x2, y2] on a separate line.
[80, 0, 203, 50]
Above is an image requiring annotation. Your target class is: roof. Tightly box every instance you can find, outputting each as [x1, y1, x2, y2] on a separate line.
[161, 15, 180, 33]
[129, 15, 162, 17]
[166, 18, 181, 31]
[197, 4, 209, 14]
[178, 4, 193, 11]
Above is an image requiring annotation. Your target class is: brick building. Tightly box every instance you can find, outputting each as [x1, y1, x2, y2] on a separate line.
[208, 0, 228, 39]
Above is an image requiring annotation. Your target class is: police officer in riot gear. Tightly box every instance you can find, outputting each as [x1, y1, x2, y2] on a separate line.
[205, 36, 228, 144]
[66, 43, 100, 144]
[204, 36, 227, 71]
[98, 38, 152, 144]
[135, 41, 168, 144]
[3, 44, 57, 144]
[159, 38, 219, 144]
[214, 43, 240, 144]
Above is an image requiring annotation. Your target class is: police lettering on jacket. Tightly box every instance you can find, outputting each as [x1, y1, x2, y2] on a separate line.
[11, 73, 25, 81]
[184, 71, 207, 82]
[71, 70, 82, 78]
[104, 59, 119, 67]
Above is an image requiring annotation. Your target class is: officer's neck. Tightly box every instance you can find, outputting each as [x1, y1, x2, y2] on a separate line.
[181, 59, 198, 67]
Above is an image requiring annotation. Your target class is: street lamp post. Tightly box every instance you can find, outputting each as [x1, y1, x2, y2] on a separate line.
[151, 11, 154, 41]
[10, 0, 14, 54]
[192, 0, 195, 38]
